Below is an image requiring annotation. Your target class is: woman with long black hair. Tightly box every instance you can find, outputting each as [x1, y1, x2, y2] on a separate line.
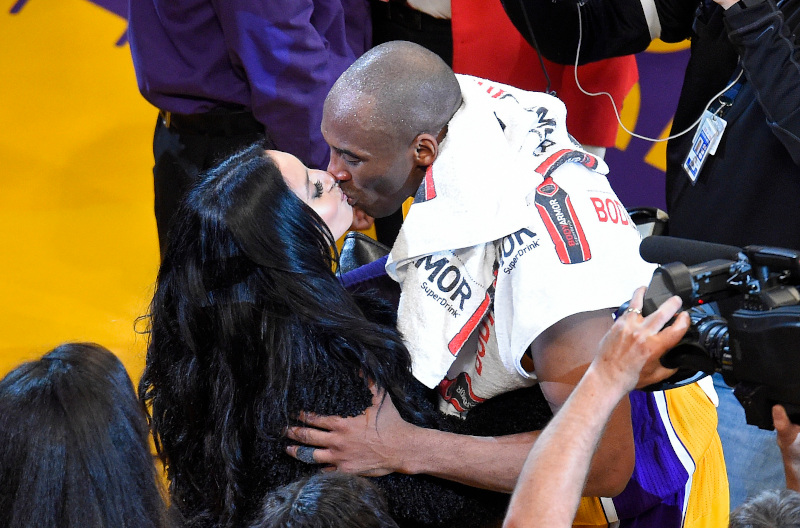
[140, 143, 533, 528]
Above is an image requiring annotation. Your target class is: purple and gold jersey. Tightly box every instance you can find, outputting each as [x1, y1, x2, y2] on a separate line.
[574, 382, 728, 527]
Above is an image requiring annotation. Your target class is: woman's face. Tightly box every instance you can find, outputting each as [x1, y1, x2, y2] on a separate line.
[268, 150, 353, 240]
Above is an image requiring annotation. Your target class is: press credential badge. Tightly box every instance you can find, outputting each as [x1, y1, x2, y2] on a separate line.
[684, 110, 728, 184]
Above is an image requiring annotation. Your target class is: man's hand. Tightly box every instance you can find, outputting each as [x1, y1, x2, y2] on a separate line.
[592, 287, 688, 393]
[285, 384, 413, 476]
[773, 404, 800, 491]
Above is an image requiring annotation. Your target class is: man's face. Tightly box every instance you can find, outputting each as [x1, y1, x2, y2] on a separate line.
[321, 104, 420, 219]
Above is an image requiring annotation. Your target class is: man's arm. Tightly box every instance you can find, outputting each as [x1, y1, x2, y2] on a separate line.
[286, 290, 678, 496]
[499, 0, 696, 65]
[721, 0, 800, 164]
[528, 308, 635, 496]
[288, 388, 543, 492]
[503, 289, 688, 528]
[287, 307, 629, 495]
[504, 367, 630, 527]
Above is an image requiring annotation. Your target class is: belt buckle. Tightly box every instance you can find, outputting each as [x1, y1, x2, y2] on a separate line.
[160, 110, 172, 128]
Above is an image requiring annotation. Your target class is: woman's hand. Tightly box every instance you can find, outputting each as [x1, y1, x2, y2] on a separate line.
[285, 384, 416, 476]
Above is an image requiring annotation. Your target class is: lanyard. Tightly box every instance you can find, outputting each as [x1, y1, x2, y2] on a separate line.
[709, 67, 746, 119]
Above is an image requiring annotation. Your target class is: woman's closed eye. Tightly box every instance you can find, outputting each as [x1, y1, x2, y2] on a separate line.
[313, 180, 324, 198]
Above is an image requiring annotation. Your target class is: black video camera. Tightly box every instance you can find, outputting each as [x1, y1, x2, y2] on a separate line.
[637, 236, 800, 429]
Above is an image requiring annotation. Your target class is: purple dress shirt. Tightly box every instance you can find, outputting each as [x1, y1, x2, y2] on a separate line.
[128, 0, 371, 169]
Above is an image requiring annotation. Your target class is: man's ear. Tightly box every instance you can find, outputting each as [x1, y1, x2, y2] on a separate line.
[411, 133, 439, 167]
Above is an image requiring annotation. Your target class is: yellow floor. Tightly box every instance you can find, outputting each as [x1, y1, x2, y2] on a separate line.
[1, 1, 158, 381]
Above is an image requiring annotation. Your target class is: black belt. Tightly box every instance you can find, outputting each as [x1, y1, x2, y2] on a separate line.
[372, 1, 451, 32]
[159, 108, 264, 137]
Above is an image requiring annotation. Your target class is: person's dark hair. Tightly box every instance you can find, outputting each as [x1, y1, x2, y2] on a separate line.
[0, 342, 169, 528]
[140, 143, 437, 527]
[325, 40, 462, 147]
[729, 489, 800, 528]
[248, 473, 399, 528]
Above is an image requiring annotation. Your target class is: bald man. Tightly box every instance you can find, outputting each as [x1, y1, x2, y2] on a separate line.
[288, 41, 728, 527]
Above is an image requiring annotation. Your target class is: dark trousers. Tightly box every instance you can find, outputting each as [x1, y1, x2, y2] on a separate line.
[370, 0, 453, 246]
[152, 113, 274, 256]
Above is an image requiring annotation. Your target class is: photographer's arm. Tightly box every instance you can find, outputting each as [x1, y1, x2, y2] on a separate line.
[503, 291, 688, 528]
[723, 1, 800, 164]
[500, 0, 695, 65]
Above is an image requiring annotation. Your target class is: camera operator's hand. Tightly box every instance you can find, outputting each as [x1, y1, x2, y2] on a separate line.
[591, 287, 690, 393]
[773, 404, 800, 492]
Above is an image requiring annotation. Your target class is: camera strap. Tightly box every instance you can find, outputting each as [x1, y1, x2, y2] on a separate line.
[683, 65, 746, 184]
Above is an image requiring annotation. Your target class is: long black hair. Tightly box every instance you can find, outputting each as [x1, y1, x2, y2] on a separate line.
[0, 342, 170, 528]
[140, 144, 436, 527]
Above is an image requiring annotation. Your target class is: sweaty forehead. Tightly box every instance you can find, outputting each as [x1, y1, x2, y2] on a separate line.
[323, 96, 396, 151]
[325, 90, 381, 128]
[327, 84, 367, 113]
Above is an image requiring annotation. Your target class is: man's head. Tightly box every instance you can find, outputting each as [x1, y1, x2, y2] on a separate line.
[322, 41, 462, 218]
[729, 489, 800, 528]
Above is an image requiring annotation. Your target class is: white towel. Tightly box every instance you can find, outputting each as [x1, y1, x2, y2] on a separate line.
[388, 75, 654, 389]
